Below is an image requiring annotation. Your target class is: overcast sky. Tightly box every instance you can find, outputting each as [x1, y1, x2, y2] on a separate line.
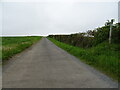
[0, 0, 119, 36]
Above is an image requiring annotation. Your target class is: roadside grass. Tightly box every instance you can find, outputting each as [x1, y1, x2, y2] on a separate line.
[1, 36, 41, 63]
[48, 38, 120, 82]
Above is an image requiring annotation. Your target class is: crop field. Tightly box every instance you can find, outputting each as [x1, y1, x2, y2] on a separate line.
[1, 36, 41, 63]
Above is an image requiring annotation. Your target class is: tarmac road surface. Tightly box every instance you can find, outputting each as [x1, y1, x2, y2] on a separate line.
[3, 38, 118, 88]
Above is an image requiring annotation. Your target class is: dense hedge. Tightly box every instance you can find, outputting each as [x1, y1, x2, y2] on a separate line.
[49, 34, 94, 48]
[48, 23, 120, 48]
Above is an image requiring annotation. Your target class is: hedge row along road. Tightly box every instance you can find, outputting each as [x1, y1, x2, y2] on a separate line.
[3, 38, 118, 88]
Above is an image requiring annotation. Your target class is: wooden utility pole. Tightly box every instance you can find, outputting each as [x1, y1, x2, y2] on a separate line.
[106, 19, 114, 44]
[109, 23, 112, 44]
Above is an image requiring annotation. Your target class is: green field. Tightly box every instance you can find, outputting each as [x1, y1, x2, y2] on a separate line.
[48, 38, 120, 82]
[1, 36, 41, 63]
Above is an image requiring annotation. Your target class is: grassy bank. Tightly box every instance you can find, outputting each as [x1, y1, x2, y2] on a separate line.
[48, 38, 119, 82]
[1, 36, 41, 62]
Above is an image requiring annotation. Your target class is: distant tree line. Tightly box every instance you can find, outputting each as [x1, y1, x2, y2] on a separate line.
[48, 22, 120, 48]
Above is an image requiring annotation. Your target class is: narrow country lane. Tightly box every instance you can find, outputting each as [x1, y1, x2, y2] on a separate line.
[3, 38, 118, 88]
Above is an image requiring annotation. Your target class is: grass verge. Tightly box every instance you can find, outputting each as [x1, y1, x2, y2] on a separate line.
[48, 38, 120, 82]
[1, 36, 41, 63]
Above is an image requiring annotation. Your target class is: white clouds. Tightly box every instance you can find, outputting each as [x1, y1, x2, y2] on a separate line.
[118, 1, 120, 23]
[2, 2, 118, 36]
[0, 3, 2, 35]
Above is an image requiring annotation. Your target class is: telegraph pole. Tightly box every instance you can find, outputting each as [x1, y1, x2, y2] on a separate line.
[109, 23, 112, 44]
[108, 19, 114, 44]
